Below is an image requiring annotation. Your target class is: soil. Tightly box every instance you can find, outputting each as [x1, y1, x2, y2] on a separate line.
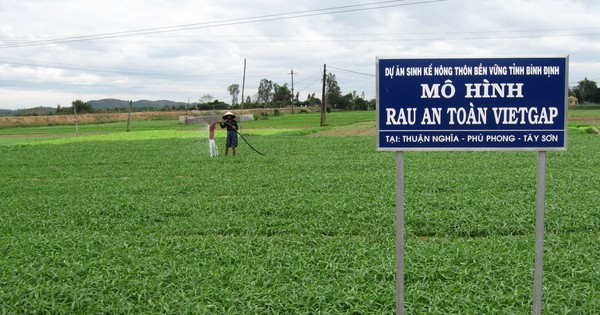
[0, 108, 290, 128]
[569, 116, 600, 126]
[0, 111, 183, 127]
[309, 121, 377, 136]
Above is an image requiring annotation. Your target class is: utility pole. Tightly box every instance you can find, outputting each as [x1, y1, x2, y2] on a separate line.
[288, 69, 295, 114]
[321, 64, 327, 126]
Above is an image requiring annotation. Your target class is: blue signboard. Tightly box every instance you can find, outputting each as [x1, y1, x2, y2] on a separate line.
[377, 57, 568, 151]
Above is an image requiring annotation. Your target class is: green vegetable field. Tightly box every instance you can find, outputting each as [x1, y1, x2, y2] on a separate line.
[1, 111, 599, 314]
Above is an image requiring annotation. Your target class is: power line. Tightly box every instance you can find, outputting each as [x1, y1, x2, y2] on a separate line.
[0, 78, 218, 92]
[0, 0, 445, 49]
[0, 57, 239, 78]
[8, 26, 591, 42]
[328, 66, 375, 77]
[4, 27, 594, 48]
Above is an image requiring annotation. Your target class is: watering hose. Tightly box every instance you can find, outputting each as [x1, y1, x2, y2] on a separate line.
[221, 121, 266, 156]
[235, 129, 266, 156]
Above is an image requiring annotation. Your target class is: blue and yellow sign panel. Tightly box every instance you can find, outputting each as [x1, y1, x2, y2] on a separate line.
[377, 57, 568, 151]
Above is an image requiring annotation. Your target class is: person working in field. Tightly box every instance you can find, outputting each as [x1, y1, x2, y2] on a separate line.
[219, 111, 238, 156]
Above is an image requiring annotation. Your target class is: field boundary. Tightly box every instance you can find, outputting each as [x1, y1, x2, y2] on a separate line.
[0, 111, 182, 127]
[0, 108, 317, 128]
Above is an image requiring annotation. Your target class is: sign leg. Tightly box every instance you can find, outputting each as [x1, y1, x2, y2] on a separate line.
[396, 152, 405, 314]
[533, 151, 546, 315]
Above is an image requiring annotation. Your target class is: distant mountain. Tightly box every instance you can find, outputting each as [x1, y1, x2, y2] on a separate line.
[89, 99, 191, 110]
[0, 109, 16, 116]
[88, 99, 130, 110]
[21, 106, 56, 115]
[0, 99, 193, 116]
[0, 106, 55, 116]
[134, 99, 191, 109]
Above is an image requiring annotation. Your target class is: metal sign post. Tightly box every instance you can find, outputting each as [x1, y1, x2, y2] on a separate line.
[533, 151, 547, 315]
[396, 152, 405, 315]
[377, 57, 568, 314]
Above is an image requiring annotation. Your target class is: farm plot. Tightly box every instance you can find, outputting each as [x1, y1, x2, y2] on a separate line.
[0, 118, 599, 313]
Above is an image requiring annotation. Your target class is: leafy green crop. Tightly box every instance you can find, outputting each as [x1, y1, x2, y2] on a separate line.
[0, 113, 599, 314]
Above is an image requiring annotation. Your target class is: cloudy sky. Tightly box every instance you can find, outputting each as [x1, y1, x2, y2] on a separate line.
[1, 0, 599, 110]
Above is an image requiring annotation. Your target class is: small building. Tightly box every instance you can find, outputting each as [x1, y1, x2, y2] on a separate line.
[568, 95, 579, 105]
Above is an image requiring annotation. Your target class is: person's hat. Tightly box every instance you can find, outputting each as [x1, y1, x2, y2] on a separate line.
[222, 111, 236, 119]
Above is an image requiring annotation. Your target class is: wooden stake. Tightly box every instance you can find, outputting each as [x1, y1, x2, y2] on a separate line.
[127, 100, 132, 132]
[73, 104, 79, 137]
[321, 64, 327, 126]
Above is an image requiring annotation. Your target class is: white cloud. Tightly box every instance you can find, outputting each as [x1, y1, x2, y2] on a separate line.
[1, 0, 599, 109]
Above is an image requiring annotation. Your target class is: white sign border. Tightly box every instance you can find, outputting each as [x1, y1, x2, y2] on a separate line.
[376, 56, 570, 152]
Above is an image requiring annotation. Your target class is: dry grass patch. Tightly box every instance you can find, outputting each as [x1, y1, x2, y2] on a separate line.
[310, 121, 376, 136]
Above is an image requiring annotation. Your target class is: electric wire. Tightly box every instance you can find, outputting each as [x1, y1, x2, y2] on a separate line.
[1, 0, 597, 100]
[328, 66, 375, 77]
[0, 0, 445, 49]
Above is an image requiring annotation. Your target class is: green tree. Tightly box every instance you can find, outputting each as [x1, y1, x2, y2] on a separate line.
[257, 78, 274, 105]
[354, 92, 369, 110]
[326, 72, 341, 107]
[71, 100, 94, 114]
[199, 94, 215, 104]
[572, 78, 598, 103]
[306, 93, 320, 106]
[227, 84, 240, 106]
[58, 100, 93, 114]
[272, 83, 292, 105]
[591, 88, 600, 103]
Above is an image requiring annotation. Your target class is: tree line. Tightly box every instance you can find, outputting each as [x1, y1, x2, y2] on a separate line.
[571, 78, 600, 104]
[52, 71, 375, 115]
[202, 72, 374, 111]
[54, 75, 599, 115]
